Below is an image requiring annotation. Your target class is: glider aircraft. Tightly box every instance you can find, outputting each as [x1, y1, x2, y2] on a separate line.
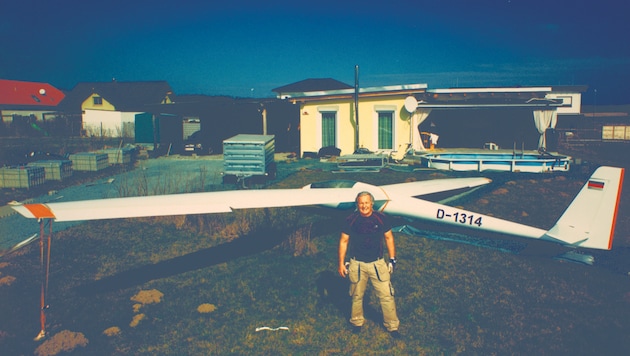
[9, 165, 625, 340]
[13, 165, 624, 250]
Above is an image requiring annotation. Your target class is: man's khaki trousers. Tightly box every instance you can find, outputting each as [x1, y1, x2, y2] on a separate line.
[348, 258, 399, 332]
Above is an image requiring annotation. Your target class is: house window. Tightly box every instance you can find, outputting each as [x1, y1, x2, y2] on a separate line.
[378, 111, 393, 150]
[321, 112, 336, 147]
[93, 96, 103, 105]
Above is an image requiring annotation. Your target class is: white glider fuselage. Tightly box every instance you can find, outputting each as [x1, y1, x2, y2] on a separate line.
[306, 179, 547, 241]
[305, 167, 624, 251]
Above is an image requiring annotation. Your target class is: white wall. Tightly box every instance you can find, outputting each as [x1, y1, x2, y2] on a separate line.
[83, 109, 139, 138]
[546, 93, 582, 115]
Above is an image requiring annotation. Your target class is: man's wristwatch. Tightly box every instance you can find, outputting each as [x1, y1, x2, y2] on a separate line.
[388, 257, 397, 273]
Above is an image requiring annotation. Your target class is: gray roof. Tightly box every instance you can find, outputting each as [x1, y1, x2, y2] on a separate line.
[59, 80, 173, 113]
[272, 78, 352, 94]
[551, 85, 589, 93]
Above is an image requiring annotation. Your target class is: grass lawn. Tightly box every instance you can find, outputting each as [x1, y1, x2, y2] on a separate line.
[1, 153, 630, 355]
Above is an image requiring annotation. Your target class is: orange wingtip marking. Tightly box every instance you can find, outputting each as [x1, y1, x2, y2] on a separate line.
[24, 204, 56, 219]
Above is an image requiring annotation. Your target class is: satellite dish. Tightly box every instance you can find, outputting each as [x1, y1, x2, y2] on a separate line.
[404, 96, 418, 113]
[39, 88, 46, 95]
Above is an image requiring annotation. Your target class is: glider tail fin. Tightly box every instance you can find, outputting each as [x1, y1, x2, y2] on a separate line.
[544, 166, 624, 250]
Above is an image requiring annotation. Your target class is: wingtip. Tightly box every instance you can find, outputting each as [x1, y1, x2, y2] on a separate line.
[12, 204, 56, 219]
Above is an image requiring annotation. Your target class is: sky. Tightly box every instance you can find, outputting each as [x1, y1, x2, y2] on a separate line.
[1, 0, 629, 104]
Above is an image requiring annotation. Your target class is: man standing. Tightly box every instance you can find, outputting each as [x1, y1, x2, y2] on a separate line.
[338, 191, 400, 337]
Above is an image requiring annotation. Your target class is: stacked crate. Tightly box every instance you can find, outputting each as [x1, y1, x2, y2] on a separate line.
[98, 147, 134, 165]
[0, 166, 46, 189]
[222, 134, 276, 183]
[69, 153, 109, 171]
[28, 160, 73, 181]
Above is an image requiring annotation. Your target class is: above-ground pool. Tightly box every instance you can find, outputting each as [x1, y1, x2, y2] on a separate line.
[421, 151, 572, 173]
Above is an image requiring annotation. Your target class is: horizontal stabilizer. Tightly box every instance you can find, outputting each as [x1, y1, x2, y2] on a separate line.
[380, 177, 491, 203]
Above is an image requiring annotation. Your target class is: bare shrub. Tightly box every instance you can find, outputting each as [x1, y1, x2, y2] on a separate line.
[114, 169, 148, 197]
[173, 215, 187, 229]
[220, 211, 254, 240]
[283, 222, 317, 256]
[114, 163, 209, 198]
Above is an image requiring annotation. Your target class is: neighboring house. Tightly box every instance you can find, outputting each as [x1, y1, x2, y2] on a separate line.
[274, 78, 427, 157]
[59, 80, 174, 138]
[0, 79, 65, 123]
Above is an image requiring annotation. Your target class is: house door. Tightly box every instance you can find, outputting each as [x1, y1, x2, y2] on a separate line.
[321, 111, 337, 148]
[378, 111, 393, 150]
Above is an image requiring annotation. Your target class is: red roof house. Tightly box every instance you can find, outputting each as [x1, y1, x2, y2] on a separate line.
[0, 79, 65, 109]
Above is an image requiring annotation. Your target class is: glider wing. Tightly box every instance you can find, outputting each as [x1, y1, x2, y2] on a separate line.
[11, 188, 359, 222]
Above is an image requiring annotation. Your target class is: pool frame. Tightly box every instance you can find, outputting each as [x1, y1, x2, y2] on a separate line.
[420, 152, 572, 173]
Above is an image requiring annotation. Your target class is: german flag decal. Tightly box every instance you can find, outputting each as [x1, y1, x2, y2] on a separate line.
[588, 180, 605, 190]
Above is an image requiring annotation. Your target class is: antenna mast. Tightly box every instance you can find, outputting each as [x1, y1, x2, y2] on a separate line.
[354, 65, 359, 152]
